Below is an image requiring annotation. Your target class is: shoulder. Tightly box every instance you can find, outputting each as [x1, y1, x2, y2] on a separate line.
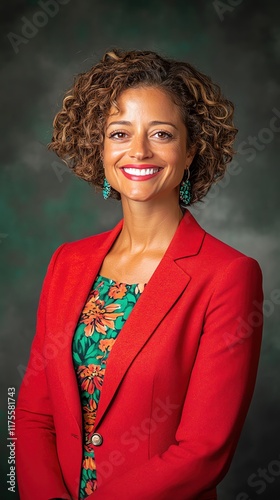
[203, 230, 252, 262]
[46, 224, 119, 270]
[202, 232, 262, 283]
[61, 227, 113, 255]
[182, 211, 262, 278]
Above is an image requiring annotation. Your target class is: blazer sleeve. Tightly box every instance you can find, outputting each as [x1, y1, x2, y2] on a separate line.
[15, 244, 72, 500]
[90, 256, 264, 500]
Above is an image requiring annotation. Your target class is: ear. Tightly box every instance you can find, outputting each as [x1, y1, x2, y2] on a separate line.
[185, 144, 196, 168]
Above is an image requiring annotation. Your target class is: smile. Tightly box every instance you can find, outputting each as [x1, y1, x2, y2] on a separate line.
[123, 167, 160, 175]
[120, 164, 163, 181]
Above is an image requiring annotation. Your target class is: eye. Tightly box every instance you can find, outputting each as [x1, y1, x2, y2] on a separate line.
[153, 130, 173, 139]
[108, 130, 128, 139]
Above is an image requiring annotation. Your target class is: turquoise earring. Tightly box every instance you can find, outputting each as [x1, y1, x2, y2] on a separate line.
[102, 177, 111, 200]
[179, 169, 191, 206]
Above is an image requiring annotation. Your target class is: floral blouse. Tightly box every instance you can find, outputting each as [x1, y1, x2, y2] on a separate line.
[72, 274, 146, 499]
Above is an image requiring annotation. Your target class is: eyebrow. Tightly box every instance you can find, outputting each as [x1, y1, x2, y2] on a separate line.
[106, 120, 178, 130]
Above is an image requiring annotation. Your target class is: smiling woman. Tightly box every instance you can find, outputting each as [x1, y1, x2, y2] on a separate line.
[49, 48, 237, 204]
[15, 48, 263, 500]
[102, 86, 193, 209]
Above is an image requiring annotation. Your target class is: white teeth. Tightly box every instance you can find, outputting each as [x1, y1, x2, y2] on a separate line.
[123, 168, 160, 176]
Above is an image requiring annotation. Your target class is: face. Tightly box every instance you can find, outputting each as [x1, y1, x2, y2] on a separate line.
[103, 86, 195, 205]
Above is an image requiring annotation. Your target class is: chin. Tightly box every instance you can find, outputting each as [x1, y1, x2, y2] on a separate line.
[121, 191, 154, 202]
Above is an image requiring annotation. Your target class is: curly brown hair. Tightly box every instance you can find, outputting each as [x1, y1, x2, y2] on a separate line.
[49, 48, 237, 204]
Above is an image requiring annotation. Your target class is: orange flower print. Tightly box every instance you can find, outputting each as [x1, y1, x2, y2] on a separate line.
[98, 338, 115, 353]
[108, 282, 127, 299]
[83, 456, 96, 471]
[80, 289, 123, 336]
[83, 399, 98, 453]
[85, 478, 97, 494]
[83, 399, 97, 433]
[77, 364, 105, 393]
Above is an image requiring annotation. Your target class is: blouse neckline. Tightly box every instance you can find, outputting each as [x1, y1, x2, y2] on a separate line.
[96, 273, 147, 287]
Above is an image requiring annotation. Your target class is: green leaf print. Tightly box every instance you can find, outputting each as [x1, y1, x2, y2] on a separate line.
[125, 292, 137, 304]
[115, 315, 125, 330]
[84, 343, 100, 361]
[124, 303, 134, 320]
[73, 351, 82, 365]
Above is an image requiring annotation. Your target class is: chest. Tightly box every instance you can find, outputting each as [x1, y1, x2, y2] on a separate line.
[98, 249, 165, 284]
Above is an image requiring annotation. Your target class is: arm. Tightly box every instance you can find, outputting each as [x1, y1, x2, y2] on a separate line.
[15, 244, 72, 500]
[90, 256, 263, 500]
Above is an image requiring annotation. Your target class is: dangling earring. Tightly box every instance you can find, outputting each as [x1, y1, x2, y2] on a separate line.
[102, 177, 111, 200]
[179, 169, 191, 206]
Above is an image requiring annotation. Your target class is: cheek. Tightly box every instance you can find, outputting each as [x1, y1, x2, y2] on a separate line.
[103, 141, 126, 164]
[160, 145, 187, 166]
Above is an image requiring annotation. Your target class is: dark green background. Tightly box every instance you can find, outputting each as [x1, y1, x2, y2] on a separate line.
[1, 0, 279, 498]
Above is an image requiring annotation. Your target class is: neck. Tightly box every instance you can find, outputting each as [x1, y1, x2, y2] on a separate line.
[117, 196, 185, 254]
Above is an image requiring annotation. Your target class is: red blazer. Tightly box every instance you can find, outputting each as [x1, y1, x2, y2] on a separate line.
[16, 210, 263, 500]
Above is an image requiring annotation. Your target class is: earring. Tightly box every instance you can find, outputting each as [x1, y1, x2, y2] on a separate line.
[102, 177, 111, 200]
[179, 169, 191, 206]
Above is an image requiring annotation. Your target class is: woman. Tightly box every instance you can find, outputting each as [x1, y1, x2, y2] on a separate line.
[15, 49, 263, 500]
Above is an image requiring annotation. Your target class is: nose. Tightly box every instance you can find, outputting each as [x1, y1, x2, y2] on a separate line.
[129, 133, 152, 160]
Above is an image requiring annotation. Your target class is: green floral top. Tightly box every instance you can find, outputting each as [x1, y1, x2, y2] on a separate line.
[72, 274, 146, 499]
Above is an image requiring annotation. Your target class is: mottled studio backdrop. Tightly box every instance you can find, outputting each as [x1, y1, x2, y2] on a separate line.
[0, 0, 279, 498]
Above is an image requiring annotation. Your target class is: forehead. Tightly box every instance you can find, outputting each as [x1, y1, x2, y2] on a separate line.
[107, 86, 183, 119]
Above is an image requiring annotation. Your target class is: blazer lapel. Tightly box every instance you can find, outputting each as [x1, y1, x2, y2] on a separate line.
[94, 210, 206, 429]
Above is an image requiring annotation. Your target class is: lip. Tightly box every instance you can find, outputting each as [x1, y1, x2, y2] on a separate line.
[120, 164, 163, 181]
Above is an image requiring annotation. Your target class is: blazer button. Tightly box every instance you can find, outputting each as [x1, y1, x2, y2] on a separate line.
[91, 433, 103, 446]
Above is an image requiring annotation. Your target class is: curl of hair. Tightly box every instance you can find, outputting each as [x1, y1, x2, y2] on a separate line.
[49, 48, 238, 204]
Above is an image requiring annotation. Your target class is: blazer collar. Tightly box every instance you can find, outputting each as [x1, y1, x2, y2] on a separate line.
[165, 209, 206, 260]
[53, 209, 206, 432]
